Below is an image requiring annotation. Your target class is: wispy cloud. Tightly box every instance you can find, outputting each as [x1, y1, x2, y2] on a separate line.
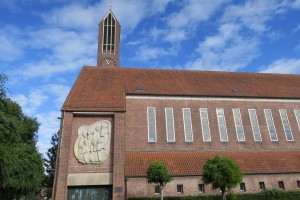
[260, 59, 300, 74]
[0, 25, 25, 62]
[186, 23, 260, 71]
[167, 0, 230, 29]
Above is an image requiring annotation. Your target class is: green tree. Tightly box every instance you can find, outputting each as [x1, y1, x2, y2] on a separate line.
[0, 74, 44, 199]
[0, 74, 7, 99]
[202, 156, 243, 200]
[146, 161, 172, 200]
[43, 131, 59, 199]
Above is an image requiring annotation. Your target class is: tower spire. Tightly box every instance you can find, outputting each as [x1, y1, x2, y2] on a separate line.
[110, 0, 112, 10]
[97, 8, 121, 67]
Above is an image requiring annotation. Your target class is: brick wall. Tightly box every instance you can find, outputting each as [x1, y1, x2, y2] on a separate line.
[125, 98, 300, 151]
[126, 174, 300, 198]
[53, 113, 116, 200]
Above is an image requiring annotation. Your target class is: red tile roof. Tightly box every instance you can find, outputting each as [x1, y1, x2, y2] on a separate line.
[62, 66, 300, 111]
[125, 151, 300, 177]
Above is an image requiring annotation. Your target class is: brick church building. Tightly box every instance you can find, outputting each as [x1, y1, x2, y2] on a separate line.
[53, 10, 300, 200]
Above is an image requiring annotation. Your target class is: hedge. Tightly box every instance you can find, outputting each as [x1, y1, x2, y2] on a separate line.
[128, 189, 300, 200]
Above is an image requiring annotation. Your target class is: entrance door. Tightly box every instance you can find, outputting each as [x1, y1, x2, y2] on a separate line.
[67, 185, 112, 200]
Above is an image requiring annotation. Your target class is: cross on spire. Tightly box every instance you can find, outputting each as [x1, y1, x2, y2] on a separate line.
[109, 0, 112, 10]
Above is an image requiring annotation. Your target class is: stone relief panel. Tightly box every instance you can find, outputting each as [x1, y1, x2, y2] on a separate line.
[74, 120, 111, 164]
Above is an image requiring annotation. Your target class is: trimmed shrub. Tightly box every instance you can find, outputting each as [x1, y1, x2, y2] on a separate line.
[128, 190, 300, 200]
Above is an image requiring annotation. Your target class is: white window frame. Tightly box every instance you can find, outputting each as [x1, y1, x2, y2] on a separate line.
[177, 184, 184, 194]
[216, 108, 228, 142]
[198, 184, 205, 193]
[264, 109, 278, 141]
[165, 107, 175, 142]
[232, 108, 245, 142]
[279, 109, 294, 141]
[182, 108, 194, 142]
[240, 182, 246, 192]
[199, 108, 211, 142]
[294, 109, 300, 132]
[248, 109, 262, 141]
[147, 107, 157, 142]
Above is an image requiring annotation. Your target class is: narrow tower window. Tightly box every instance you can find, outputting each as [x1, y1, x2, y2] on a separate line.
[216, 108, 228, 142]
[182, 108, 193, 142]
[264, 109, 278, 141]
[200, 108, 211, 142]
[232, 109, 245, 141]
[103, 13, 116, 54]
[147, 107, 157, 142]
[165, 108, 175, 142]
[279, 109, 293, 141]
[248, 109, 262, 141]
[294, 109, 300, 131]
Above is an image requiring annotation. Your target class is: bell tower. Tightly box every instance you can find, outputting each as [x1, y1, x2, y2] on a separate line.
[97, 10, 121, 67]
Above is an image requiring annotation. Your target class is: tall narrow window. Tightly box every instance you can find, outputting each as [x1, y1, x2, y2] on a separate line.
[177, 185, 183, 194]
[198, 184, 205, 193]
[216, 108, 228, 142]
[154, 185, 160, 194]
[103, 13, 116, 54]
[183, 108, 193, 142]
[294, 109, 300, 131]
[259, 182, 266, 190]
[232, 109, 245, 141]
[200, 108, 211, 142]
[279, 109, 293, 141]
[264, 109, 278, 141]
[278, 181, 285, 190]
[240, 182, 246, 192]
[165, 108, 175, 142]
[248, 109, 262, 141]
[147, 107, 157, 142]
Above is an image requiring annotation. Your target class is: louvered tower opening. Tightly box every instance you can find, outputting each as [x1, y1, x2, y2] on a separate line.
[103, 13, 116, 54]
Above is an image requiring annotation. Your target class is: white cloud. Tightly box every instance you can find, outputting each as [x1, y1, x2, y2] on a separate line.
[7, 27, 96, 80]
[186, 23, 260, 71]
[292, 0, 300, 8]
[36, 111, 61, 156]
[12, 89, 49, 115]
[167, 0, 230, 29]
[222, 0, 290, 33]
[0, 25, 24, 62]
[293, 24, 300, 32]
[41, 3, 104, 31]
[260, 59, 300, 74]
[45, 84, 70, 107]
[133, 45, 177, 61]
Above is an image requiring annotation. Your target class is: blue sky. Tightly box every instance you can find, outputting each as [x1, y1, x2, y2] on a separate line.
[1, 0, 300, 156]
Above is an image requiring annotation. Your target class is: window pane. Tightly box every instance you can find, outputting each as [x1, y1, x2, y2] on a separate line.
[278, 181, 285, 190]
[294, 110, 300, 131]
[177, 185, 183, 194]
[147, 107, 157, 142]
[102, 13, 116, 54]
[259, 182, 265, 190]
[183, 108, 193, 142]
[165, 108, 175, 142]
[198, 184, 205, 193]
[216, 108, 228, 142]
[232, 109, 245, 141]
[248, 109, 262, 141]
[279, 109, 294, 141]
[264, 109, 278, 141]
[200, 108, 211, 142]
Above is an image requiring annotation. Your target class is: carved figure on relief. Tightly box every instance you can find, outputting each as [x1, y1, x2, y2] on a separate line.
[74, 120, 111, 163]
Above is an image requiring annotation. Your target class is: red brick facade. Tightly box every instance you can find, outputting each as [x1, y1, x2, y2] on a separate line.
[52, 9, 300, 200]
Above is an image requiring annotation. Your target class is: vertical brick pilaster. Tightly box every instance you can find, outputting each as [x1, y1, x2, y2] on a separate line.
[112, 112, 126, 200]
[53, 112, 73, 200]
